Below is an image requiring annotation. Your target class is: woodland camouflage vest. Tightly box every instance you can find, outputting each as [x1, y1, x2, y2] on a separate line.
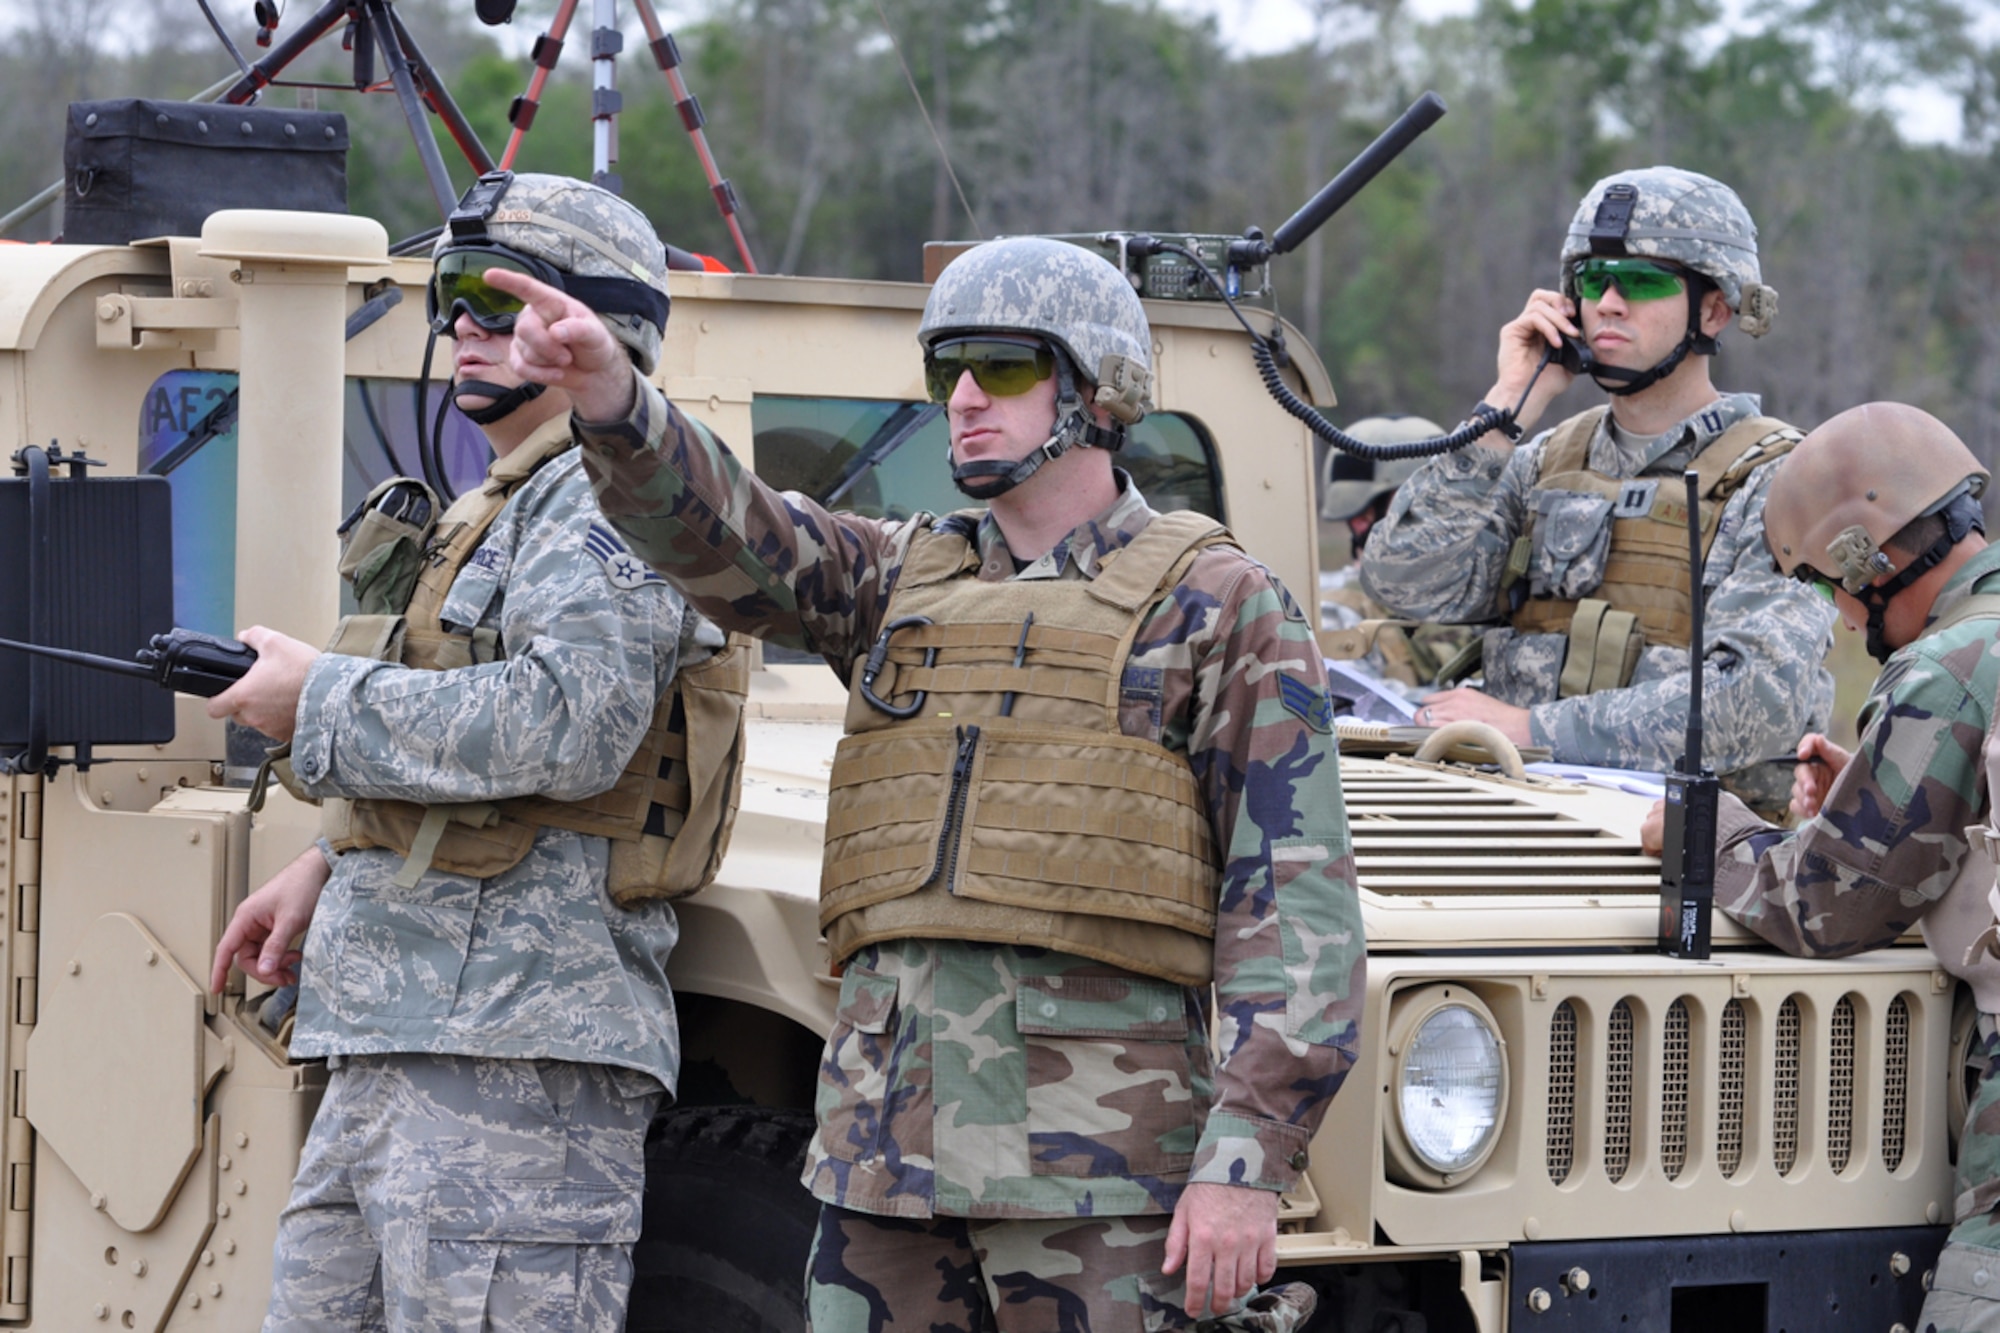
[321, 422, 748, 905]
[1505, 407, 1801, 695]
[819, 509, 1232, 986]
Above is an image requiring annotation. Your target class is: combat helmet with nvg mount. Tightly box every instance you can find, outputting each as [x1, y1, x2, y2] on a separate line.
[918, 235, 1154, 499]
[418, 171, 670, 490]
[1557, 166, 1778, 397]
[1764, 401, 1988, 662]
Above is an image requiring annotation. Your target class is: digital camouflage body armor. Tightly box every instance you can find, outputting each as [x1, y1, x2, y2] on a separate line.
[322, 421, 748, 904]
[819, 509, 1232, 986]
[1504, 408, 1801, 696]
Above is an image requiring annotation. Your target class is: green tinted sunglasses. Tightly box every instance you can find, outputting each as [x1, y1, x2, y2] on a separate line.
[1788, 566, 1840, 602]
[924, 339, 1056, 403]
[1573, 258, 1687, 303]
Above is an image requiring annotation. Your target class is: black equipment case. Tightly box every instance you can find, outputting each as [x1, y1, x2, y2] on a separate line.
[62, 98, 349, 244]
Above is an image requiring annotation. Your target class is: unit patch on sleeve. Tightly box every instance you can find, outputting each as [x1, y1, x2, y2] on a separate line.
[1277, 673, 1334, 733]
[586, 520, 667, 591]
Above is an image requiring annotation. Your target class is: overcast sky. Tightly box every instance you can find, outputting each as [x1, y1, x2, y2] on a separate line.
[1157, 0, 1969, 143]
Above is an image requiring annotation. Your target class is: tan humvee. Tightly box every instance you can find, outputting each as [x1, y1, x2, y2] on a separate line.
[0, 210, 1953, 1331]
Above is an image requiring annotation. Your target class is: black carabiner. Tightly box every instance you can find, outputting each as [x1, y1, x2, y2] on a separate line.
[859, 615, 937, 719]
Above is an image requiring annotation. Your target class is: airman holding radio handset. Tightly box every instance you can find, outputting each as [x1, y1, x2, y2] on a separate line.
[1361, 166, 1835, 814]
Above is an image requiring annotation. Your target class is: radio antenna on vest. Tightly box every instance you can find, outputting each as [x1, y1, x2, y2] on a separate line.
[1658, 468, 1719, 959]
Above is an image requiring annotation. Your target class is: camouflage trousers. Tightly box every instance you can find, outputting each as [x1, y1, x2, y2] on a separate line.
[1923, 1013, 2000, 1333]
[264, 1052, 661, 1333]
[805, 1203, 1316, 1333]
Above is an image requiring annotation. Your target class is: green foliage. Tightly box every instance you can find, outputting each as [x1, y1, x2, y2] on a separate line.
[2, 0, 1998, 470]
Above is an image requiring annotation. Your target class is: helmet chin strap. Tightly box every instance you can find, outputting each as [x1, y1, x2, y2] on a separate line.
[1583, 285, 1717, 398]
[949, 356, 1125, 500]
[1853, 492, 1986, 663]
[453, 378, 547, 425]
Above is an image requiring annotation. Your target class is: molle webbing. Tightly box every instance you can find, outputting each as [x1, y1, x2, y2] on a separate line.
[324, 426, 746, 903]
[821, 510, 1231, 986]
[1510, 410, 1801, 651]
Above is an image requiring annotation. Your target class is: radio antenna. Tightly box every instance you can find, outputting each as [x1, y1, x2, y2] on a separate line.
[1658, 468, 1719, 959]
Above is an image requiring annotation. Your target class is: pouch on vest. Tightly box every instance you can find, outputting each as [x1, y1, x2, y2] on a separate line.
[1529, 490, 1614, 600]
[1557, 599, 1644, 697]
[337, 477, 439, 616]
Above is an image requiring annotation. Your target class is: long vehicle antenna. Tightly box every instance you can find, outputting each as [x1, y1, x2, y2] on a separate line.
[1657, 468, 1719, 960]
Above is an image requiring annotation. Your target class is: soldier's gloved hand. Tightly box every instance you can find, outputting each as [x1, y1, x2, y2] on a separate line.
[1790, 733, 1850, 821]
[486, 266, 639, 423]
[211, 845, 332, 993]
[207, 626, 318, 743]
[1163, 1181, 1279, 1318]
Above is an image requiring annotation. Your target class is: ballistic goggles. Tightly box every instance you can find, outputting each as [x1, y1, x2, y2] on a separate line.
[1572, 257, 1688, 304]
[923, 337, 1057, 404]
[427, 243, 670, 338]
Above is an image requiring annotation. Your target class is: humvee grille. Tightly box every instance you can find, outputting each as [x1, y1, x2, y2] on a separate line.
[1885, 994, 1910, 1171]
[1718, 999, 1746, 1177]
[1341, 766, 1658, 893]
[1662, 999, 1690, 1180]
[1605, 1001, 1634, 1182]
[1830, 995, 1857, 1172]
[1775, 997, 1801, 1175]
[1546, 1001, 1577, 1184]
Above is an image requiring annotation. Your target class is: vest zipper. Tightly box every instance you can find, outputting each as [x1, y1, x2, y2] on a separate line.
[928, 724, 981, 892]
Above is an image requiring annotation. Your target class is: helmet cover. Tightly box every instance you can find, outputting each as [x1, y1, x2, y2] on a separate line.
[434, 172, 671, 374]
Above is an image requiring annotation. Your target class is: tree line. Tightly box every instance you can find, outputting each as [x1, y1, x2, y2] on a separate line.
[3, 0, 1998, 464]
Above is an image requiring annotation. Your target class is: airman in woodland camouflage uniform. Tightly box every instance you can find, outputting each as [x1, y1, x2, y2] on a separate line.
[207, 173, 729, 1331]
[491, 235, 1363, 1331]
[1362, 167, 1835, 813]
[1638, 404, 2000, 1333]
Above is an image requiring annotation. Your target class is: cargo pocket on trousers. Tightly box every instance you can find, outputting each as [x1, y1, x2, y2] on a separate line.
[1017, 975, 1197, 1180]
[815, 965, 903, 1164]
[1528, 490, 1614, 600]
[424, 1180, 640, 1333]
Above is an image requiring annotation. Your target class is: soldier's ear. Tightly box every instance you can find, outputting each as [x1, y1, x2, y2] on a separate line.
[1700, 289, 1732, 339]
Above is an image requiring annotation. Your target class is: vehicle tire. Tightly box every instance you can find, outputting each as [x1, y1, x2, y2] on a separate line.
[625, 1104, 818, 1333]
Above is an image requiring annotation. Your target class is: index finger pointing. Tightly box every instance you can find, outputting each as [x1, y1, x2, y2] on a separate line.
[483, 266, 576, 323]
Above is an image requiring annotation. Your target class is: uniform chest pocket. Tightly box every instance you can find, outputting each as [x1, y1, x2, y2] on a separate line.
[440, 561, 504, 634]
[1529, 490, 1614, 600]
[1016, 975, 1201, 1180]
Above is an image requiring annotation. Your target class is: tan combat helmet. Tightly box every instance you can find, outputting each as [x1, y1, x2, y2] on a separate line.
[1765, 401, 1989, 659]
[1321, 416, 1447, 523]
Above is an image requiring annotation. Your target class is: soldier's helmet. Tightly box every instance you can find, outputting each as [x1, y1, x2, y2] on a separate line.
[1560, 166, 1777, 338]
[918, 236, 1154, 424]
[1765, 402, 1988, 592]
[1321, 417, 1447, 522]
[430, 171, 671, 374]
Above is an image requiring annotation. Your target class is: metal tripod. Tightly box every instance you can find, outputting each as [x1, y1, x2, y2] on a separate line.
[219, 0, 495, 220]
[499, 0, 758, 271]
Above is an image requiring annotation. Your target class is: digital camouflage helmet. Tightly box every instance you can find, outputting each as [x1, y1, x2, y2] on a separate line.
[1558, 166, 1777, 397]
[1765, 402, 1988, 661]
[430, 170, 672, 423]
[918, 236, 1154, 498]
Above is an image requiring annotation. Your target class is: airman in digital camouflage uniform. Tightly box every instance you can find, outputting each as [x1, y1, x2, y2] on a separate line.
[1319, 415, 1467, 693]
[1637, 403, 2000, 1332]
[488, 235, 1363, 1331]
[206, 172, 737, 1331]
[1362, 167, 1835, 812]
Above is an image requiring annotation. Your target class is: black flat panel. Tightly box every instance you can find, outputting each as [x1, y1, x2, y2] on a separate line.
[0, 472, 176, 747]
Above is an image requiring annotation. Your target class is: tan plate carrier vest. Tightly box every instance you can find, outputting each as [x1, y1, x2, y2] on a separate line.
[321, 429, 749, 905]
[819, 510, 1232, 986]
[1504, 408, 1802, 696]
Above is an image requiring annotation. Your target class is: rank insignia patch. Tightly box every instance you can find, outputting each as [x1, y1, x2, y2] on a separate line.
[586, 521, 666, 591]
[1278, 673, 1334, 733]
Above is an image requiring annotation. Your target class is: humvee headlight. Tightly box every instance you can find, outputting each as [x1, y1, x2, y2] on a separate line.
[1386, 987, 1508, 1188]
